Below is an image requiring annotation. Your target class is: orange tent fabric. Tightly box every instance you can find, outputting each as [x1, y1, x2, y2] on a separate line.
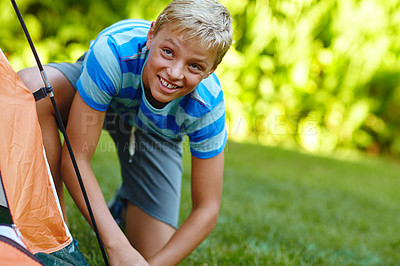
[0, 50, 72, 254]
[0, 239, 43, 266]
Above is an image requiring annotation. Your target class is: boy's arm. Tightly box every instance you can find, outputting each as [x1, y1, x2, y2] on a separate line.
[148, 151, 224, 266]
[60, 92, 148, 266]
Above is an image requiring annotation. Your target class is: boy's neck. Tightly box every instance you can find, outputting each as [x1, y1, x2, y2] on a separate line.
[143, 86, 168, 109]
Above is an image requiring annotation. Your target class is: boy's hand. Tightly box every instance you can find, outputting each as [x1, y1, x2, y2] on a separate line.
[108, 243, 149, 266]
[61, 93, 148, 266]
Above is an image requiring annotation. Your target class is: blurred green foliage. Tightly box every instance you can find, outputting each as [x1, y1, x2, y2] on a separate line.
[2, 0, 400, 156]
[219, 0, 400, 156]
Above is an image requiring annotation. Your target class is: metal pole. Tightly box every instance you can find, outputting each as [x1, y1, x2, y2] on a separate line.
[10, 1, 109, 264]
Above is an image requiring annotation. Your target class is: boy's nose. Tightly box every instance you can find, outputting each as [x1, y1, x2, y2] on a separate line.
[167, 63, 184, 80]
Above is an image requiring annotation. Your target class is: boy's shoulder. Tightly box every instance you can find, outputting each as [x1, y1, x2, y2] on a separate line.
[193, 73, 223, 107]
[90, 19, 151, 54]
[98, 19, 151, 38]
[182, 73, 225, 117]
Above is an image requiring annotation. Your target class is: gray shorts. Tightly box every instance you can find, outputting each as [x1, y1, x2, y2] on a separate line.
[48, 57, 183, 228]
[47, 54, 85, 90]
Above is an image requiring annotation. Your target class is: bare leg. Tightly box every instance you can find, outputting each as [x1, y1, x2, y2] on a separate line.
[17, 66, 76, 222]
[125, 203, 176, 259]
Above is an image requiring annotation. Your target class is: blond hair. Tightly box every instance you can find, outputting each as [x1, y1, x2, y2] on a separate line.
[153, 0, 233, 68]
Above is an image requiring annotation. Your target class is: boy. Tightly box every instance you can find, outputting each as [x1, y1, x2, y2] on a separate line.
[18, 0, 232, 265]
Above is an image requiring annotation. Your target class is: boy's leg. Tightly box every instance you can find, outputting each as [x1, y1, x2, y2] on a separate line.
[105, 113, 183, 259]
[125, 203, 176, 259]
[17, 66, 76, 221]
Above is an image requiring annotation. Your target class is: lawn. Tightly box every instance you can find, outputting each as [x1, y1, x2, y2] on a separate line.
[65, 131, 400, 265]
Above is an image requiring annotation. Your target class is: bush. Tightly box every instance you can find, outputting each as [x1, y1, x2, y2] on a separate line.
[2, 0, 400, 156]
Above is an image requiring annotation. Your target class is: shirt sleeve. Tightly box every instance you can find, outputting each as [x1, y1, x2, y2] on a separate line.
[76, 35, 122, 111]
[187, 99, 228, 159]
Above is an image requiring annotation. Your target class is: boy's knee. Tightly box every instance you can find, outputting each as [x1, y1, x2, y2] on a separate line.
[17, 67, 42, 93]
[18, 67, 56, 118]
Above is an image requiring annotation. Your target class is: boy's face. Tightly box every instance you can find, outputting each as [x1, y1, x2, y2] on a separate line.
[142, 22, 217, 109]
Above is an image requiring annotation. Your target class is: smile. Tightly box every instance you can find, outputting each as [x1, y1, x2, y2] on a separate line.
[159, 76, 179, 90]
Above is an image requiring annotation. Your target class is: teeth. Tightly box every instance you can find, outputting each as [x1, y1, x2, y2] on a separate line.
[160, 77, 178, 89]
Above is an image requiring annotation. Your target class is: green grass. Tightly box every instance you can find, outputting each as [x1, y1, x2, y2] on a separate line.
[65, 131, 400, 265]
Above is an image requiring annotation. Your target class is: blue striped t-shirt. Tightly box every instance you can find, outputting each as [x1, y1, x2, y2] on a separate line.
[76, 19, 227, 159]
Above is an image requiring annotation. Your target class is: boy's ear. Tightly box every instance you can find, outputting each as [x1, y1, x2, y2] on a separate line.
[146, 22, 156, 49]
[205, 66, 217, 79]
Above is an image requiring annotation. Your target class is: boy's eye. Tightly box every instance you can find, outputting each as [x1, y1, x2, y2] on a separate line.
[190, 63, 203, 72]
[163, 49, 173, 57]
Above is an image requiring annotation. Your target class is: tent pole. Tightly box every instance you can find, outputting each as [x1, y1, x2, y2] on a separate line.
[10, 1, 109, 265]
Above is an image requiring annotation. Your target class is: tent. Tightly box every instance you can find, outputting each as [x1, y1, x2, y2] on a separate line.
[0, 49, 87, 265]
